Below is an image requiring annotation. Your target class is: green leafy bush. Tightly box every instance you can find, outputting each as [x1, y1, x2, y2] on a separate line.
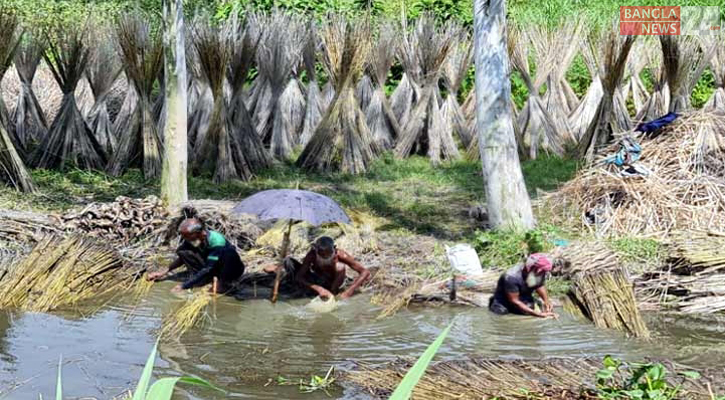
[596, 355, 702, 400]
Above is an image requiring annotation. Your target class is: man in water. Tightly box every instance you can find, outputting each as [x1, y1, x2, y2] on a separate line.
[146, 218, 245, 293]
[488, 253, 558, 318]
[287, 236, 370, 300]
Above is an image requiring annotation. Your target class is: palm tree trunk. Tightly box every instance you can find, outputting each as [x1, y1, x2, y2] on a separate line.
[473, 0, 534, 230]
[161, 0, 188, 207]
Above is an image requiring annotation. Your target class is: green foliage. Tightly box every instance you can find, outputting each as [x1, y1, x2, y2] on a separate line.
[607, 237, 663, 264]
[389, 323, 452, 400]
[596, 355, 704, 400]
[520, 155, 580, 195]
[691, 69, 715, 109]
[277, 366, 337, 395]
[472, 224, 564, 268]
[565, 55, 592, 99]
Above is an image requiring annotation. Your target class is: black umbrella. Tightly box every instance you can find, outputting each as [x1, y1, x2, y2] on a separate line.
[232, 189, 351, 302]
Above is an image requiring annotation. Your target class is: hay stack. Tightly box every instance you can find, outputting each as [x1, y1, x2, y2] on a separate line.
[253, 11, 308, 160]
[33, 22, 108, 171]
[660, 35, 715, 113]
[440, 32, 472, 147]
[227, 12, 271, 173]
[299, 24, 323, 147]
[568, 33, 604, 142]
[539, 20, 583, 146]
[0, 10, 34, 193]
[578, 27, 635, 162]
[542, 111, 725, 238]
[365, 22, 401, 149]
[0, 234, 135, 312]
[11, 34, 48, 154]
[108, 14, 164, 178]
[394, 17, 459, 163]
[297, 16, 378, 174]
[86, 29, 122, 156]
[704, 33, 725, 112]
[512, 27, 564, 159]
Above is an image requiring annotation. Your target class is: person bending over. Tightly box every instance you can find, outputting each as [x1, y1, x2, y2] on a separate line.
[488, 253, 558, 318]
[147, 218, 245, 293]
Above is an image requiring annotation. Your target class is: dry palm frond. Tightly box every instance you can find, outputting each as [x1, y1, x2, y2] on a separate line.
[704, 33, 725, 112]
[539, 19, 583, 146]
[511, 27, 564, 159]
[578, 25, 636, 163]
[0, 234, 134, 312]
[0, 9, 34, 192]
[440, 31, 472, 147]
[394, 17, 459, 164]
[227, 12, 271, 173]
[87, 27, 122, 156]
[191, 19, 255, 183]
[296, 16, 378, 174]
[160, 290, 213, 339]
[108, 13, 164, 179]
[542, 111, 725, 238]
[365, 21, 401, 149]
[660, 35, 716, 113]
[11, 34, 48, 153]
[300, 23, 323, 147]
[568, 32, 604, 142]
[33, 22, 108, 171]
[254, 10, 308, 160]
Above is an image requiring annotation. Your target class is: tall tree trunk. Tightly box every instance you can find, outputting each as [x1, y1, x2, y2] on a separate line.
[473, 0, 534, 230]
[161, 0, 188, 207]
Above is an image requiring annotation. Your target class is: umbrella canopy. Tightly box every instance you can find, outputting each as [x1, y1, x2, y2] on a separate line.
[231, 189, 351, 226]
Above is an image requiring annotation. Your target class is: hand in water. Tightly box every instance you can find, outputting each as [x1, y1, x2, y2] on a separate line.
[542, 311, 559, 320]
[171, 284, 184, 293]
[544, 302, 554, 313]
[146, 271, 167, 281]
[317, 288, 334, 300]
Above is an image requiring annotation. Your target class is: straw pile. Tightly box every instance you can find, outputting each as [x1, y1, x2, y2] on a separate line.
[57, 196, 168, 243]
[342, 356, 719, 399]
[160, 290, 213, 338]
[542, 111, 725, 238]
[636, 230, 725, 314]
[0, 234, 136, 312]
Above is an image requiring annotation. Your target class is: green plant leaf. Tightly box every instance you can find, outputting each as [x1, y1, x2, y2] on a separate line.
[647, 364, 665, 382]
[388, 323, 452, 400]
[603, 355, 619, 369]
[679, 371, 701, 380]
[597, 369, 615, 381]
[132, 340, 159, 400]
[622, 389, 644, 399]
[56, 356, 62, 400]
[146, 376, 222, 400]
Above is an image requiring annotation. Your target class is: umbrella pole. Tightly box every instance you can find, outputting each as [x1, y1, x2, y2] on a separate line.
[272, 220, 293, 303]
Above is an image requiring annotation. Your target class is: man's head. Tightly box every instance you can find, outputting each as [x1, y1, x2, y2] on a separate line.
[523, 253, 552, 288]
[179, 218, 207, 248]
[313, 236, 336, 261]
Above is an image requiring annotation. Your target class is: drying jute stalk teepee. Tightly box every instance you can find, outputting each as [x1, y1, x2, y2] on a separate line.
[704, 33, 725, 112]
[660, 35, 715, 113]
[365, 21, 401, 149]
[11, 33, 48, 155]
[441, 31, 473, 148]
[568, 31, 604, 143]
[299, 22, 323, 147]
[86, 26, 122, 157]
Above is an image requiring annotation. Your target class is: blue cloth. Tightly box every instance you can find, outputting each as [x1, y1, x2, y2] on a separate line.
[605, 137, 641, 166]
[635, 112, 678, 134]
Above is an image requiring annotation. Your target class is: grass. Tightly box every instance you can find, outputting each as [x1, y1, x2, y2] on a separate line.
[0, 153, 578, 240]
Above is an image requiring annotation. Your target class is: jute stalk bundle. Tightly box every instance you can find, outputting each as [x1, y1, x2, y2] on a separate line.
[568, 33, 604, 142]
[636, 44, 670, 123]
[33, 22, 109, 171]
[11, 34, 48, 154]
[577, 25, 635, 163]
[660, 35, 716, 113]
[703, 33, 725, 112]
[538, 19, 583, 146]
[297, 16, 379, 174]
[542, 111, 725, 238]
[394, 16, 460, 163]
[390, 72, 420, 130]
[512, 27, 565, 159]
[299, 22, 323, 147]
[440, 31, 473, 147]
[108, 13, 164, 179]
[620, 38, 651, 117]
[86, 27, 122, 157]
[0, 234, 133, 312]
[0, 9, 35, 193]
[356, 71, 374, 113]
[365, 22, 402, 149]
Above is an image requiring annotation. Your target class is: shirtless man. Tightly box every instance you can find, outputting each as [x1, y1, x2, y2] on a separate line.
[289, 236, 370, 299]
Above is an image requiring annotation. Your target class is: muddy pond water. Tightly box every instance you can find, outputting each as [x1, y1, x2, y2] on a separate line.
[0, 282, 723, 399]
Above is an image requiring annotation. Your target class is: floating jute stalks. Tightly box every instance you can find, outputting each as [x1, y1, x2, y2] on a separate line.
[160, 290, 213, 339]
[0, 234, 134, 312]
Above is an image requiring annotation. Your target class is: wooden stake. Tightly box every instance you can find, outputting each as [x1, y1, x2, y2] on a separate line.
[271, 219, 293, 303]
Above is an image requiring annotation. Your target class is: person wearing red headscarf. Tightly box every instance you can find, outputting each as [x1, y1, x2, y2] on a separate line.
[488, 253, 559, 318]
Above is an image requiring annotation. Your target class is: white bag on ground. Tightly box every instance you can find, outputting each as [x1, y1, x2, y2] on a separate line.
[446, 244, 483, 277]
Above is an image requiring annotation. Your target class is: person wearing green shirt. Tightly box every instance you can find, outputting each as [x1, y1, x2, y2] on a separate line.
[147, 218, 245, 293]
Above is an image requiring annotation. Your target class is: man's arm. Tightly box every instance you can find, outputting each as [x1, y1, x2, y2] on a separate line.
[337, 250, 370, 299]
[180, 249, 220, 290]
[535, 285, 553, 312]
[296, 251, 333, 298]
[505, 291, 549, 318]
[148, 257, 184, 281]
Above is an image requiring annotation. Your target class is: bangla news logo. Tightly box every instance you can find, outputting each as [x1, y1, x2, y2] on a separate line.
[619, 6, 721, 35]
